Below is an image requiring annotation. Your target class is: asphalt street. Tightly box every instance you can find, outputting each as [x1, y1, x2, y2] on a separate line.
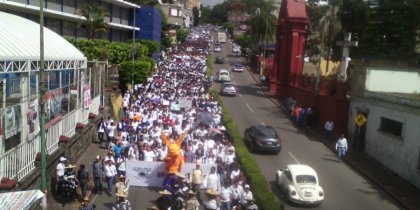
[212, 41, 403, 210]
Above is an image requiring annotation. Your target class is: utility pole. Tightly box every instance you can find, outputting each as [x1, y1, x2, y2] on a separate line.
[39, 0, 47, 201]
[336, 32, 358, 81]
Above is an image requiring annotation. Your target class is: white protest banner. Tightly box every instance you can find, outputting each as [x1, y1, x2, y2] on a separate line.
[126, 160, 216, 187]
[178, 97, 193, 108]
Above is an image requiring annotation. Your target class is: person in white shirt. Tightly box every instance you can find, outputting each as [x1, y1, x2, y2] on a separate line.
[230, 165, 241, 182]
[107, 122, 116, 149]
[230, 180, 243, 207]
[224, 149, 235, 165]
[240, 184, 253, 206]
[127, 143, 139, 160]
[219, 181, 232, 210]
[335, 134, 348, 161]
[143, 145, 156, 162]
[324, 119, 334, 140]
[55, 156, 66, 195]
[205, 166, 220, 192]
[104, 160, 118, 195]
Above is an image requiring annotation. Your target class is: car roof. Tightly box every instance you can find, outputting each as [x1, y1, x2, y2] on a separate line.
[287, 164, 317, 176]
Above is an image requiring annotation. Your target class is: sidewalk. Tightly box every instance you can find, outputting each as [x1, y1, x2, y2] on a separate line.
[47, 140, 106, 210]
[247, 70, 420, 210]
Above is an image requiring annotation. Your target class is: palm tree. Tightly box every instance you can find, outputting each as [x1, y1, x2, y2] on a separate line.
[248, 9, 277, 47]
[77, 6, 110, 40]
[319, 0, 342, 74]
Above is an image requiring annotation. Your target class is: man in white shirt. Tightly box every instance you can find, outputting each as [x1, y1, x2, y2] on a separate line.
[205, 166, 220, 192]
[220, 181, 232, 210]
[335, 134, 348, 161]
[240, 184, 253, 206]
[104, 160, 117, 195]
[143, 146, 156, 162]
[230, 180, 243, 207]
[55, 156, 66, 195]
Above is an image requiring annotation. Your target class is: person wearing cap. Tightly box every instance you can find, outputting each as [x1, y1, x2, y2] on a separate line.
[156, 189, 172, 210]
[78, 197, 95, 210]
[204, 189, 221, 210]
[240, 184, 253, 206]
[55, 156, 66, 195]
[92, 155, 104, 194]
[185, 190, 200, 210]
[112, 192, 132, 210]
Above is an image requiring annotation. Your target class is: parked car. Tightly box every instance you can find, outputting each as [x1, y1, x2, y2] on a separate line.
[220, 82, 236, 96]
[243, 125, 281, 153]
[214, 46, 221, 52]
[215, 56, 224, 64]
[232, 63, 244, 72]
[216, 69, 231, 82]
[276, 164, 324, 205]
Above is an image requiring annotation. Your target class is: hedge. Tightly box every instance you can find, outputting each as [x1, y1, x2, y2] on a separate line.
[210, 89, 284, 210]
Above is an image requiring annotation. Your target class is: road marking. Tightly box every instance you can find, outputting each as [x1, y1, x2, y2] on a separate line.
[261, 121, 266, 126]
[288, 152, 301, 164]
[246, 103, 255, 112]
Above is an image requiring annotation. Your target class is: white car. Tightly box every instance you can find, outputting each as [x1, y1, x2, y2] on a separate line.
[216, 69, 231, 82]
[276, 164, 324, 205]
[214, 46, 221, 52]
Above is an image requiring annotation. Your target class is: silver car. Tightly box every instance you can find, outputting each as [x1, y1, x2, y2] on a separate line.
[220, 82, 236, 96]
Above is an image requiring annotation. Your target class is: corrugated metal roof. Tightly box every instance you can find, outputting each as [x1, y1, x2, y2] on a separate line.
[0, 11, 86, 62]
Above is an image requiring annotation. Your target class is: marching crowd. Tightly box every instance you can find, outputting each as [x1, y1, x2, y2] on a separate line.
[54, 25, 258, 210]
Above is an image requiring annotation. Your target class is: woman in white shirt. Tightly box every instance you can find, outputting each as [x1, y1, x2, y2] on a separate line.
[127, 143, 139, 160]
[143, 145, 156, 162]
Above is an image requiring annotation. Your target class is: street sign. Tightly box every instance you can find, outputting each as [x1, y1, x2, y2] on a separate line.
[354, 113, 367, 127]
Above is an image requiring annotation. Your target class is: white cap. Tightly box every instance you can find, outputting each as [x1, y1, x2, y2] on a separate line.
[96, 155, 100, 159]
[244, 184, 250, 188]
[60, 157, 66, 161]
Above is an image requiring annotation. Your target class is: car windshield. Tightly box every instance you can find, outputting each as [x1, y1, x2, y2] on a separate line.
[295, 175, 317, 184]
[234, 64, 242, 68]
[257, 127, 278, 138]
[224, 84, 234, 88]
[220, 72, 228, 76]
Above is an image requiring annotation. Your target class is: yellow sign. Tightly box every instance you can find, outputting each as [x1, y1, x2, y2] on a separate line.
[354, 114, 367, 127]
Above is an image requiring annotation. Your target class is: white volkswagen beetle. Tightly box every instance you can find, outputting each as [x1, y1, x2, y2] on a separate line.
[276, 164, 324, 205]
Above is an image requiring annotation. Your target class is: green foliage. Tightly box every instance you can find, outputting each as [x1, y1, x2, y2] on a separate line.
[176, 29, 189, 43]
[234, 34, 251, 49]
[67, 38, 151, 64]
[247, 10, 277, 48]
[161, 36, 173, 51]
[77, 5, 109, 40]
[206, 56, 213, 77]
[209, 89, 284, 210]
[119, 60, 152, 84]
[223, 22, 235, 37]
[138, 39, 160, 54]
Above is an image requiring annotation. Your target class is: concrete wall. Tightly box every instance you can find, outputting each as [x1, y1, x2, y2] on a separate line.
[348, 98, 420, 188]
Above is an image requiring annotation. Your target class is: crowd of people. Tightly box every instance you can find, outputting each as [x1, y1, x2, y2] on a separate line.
[52, 25, 259, 210]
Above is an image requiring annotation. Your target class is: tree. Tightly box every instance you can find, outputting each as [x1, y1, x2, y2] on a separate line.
[319, 0, 342, 73]
[138, 40, 160, 54]
[77, 5, 109, 40]
[119, 60, 152, 85]
[176, 29, 189, 43]
[248, 9, 277, 48]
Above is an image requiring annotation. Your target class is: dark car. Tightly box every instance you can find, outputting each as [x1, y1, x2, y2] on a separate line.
[244, 125, 282, 154]
[215, 56, 224, 64]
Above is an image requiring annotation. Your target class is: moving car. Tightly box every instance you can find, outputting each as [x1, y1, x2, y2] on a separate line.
[243, 125, 281, 153]
[214, 46, 221, 52]
[215, 56, 224, 64]
[276, 164, 324, 205]
[220, 82, 237, 96]
[216, 69, 231, 82]
[232, 63, 244, 72]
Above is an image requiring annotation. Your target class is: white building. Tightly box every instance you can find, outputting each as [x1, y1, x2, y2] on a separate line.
[0, 0, 140, 41]
[0, 11, 102, 181]
[348, 66, 420, 188]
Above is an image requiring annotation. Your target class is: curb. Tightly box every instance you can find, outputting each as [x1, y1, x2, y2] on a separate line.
[245, 68, 412, 210]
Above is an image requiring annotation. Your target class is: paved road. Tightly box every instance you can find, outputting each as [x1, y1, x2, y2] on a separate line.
[212, 41, 402, 210]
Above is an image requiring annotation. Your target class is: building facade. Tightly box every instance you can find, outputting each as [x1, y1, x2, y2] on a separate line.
[0, 0, 140, 42]
[0, 12, 102, 183]
[135, 6, 162, 44]
[348, 65, 420, 189]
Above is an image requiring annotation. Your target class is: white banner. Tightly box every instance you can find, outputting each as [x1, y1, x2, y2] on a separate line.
[178, 97, 193, 108]
[126, 160, 216, 187]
